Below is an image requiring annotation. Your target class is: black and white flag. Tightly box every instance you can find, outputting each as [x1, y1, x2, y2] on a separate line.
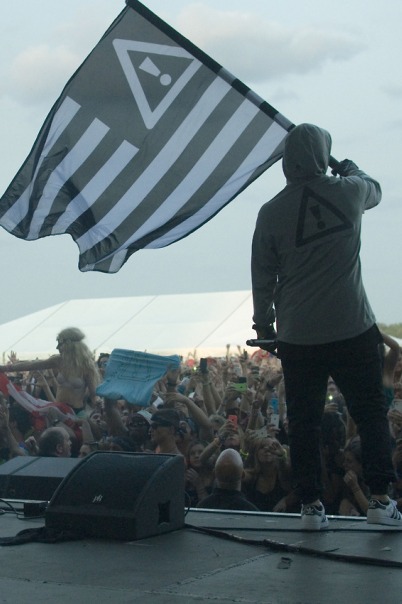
[0, 0, 293, 273]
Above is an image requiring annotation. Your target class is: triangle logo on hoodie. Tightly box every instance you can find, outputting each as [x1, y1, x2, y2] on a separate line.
[295, 187, 353, 247]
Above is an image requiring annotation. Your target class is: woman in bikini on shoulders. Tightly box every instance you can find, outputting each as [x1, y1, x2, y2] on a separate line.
[0, 327, 101, 417]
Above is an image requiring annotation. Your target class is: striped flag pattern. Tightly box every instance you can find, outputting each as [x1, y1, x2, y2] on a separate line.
[0, 0, 293, 273]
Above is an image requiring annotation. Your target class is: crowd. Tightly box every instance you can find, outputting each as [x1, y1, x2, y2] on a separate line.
[1, 327, 402, 517]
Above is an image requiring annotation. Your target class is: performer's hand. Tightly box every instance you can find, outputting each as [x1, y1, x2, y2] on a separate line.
[331, 158, 359, 177]
[252, 323, 277, 353]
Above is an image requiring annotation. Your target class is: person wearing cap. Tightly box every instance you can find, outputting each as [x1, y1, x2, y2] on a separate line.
[100, 398, 154, 452]
[127, 410, 153, 452]
[165, 390, 215, 447]
[149, 408, 183, 456]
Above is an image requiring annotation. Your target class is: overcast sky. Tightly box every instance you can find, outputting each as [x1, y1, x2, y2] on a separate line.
[0, 0, 401, 327]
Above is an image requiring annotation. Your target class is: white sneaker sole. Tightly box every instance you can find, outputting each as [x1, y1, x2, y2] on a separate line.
[302, 517, 329, 531]
[367, 513, 402, 526]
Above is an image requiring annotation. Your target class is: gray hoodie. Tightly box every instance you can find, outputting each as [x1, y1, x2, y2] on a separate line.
[251, 123, 381, 345]
[282, 123, 331, 184]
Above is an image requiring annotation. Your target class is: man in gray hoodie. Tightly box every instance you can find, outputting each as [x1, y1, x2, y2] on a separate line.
[251, 123, 401, 529]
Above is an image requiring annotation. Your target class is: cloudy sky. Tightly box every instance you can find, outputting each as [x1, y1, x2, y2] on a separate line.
[0, 0, 401, 327]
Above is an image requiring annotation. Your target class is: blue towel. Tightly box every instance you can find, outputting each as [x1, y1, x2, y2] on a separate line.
[96, 349, 181, 406]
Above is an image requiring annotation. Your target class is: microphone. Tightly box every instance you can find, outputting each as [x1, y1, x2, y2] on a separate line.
[246, 339, 277, 347]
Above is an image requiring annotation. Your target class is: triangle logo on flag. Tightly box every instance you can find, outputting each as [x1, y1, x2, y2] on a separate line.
[296, 187, 353, 247]
[113, 39, 202, 129]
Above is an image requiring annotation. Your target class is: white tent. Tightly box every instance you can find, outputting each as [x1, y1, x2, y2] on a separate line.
[0, 291, 257, 362]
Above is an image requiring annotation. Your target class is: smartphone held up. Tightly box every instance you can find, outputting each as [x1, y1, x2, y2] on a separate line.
[199, 358, 208, 374]
[233, 376, 247, 393]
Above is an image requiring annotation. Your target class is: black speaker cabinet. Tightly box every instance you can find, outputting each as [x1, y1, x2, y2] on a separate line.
[45, 451, 185, 540]
[0, 456, 81, 501]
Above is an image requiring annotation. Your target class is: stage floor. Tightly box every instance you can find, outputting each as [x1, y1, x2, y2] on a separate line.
[0, 504, 401, 603]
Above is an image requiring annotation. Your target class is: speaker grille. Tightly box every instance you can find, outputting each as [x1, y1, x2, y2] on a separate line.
[45, 451, 185, 540]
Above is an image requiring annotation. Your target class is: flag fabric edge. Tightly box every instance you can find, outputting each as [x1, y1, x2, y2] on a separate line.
[0, 1, 295, 275]
[125, 0, 292, 129]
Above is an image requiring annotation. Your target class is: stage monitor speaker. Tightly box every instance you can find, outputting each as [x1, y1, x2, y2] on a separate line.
[45, 451, 185, 541]
[0, 456, 81, 501]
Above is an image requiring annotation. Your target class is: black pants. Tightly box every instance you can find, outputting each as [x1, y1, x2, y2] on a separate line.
[278, 326, 395, 504]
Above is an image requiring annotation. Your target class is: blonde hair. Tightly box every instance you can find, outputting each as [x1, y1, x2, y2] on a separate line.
[244, 436, 281, 474]
[57, 327, 100, 386]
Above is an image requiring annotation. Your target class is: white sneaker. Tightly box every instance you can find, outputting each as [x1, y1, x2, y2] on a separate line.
[367, 498, 402, 526]
[301, 502, 329, 531]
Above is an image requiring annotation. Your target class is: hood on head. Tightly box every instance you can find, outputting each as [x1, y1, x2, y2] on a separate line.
[282, 123, 331, 183]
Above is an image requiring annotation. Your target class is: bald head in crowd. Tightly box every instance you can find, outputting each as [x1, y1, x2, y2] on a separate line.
[214, 448, 244, 490]
[38, 426, 72, 457]
[196, 447, 258, 511]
